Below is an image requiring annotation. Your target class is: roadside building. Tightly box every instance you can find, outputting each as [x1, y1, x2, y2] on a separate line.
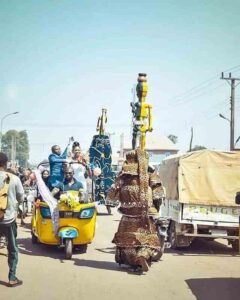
[113, 133, 179, 169]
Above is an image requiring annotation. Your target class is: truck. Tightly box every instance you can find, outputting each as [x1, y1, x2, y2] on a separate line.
[158, 149, 240, 251]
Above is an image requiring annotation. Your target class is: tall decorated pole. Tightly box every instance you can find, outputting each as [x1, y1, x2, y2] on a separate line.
[89, 108, 115, 214]
[131, 73, 153, 150]
[107, 74, 165, 272]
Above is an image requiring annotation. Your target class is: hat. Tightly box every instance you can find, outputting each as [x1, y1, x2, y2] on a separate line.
[125, 150, 138, 163]
[119, 150, 139, 176]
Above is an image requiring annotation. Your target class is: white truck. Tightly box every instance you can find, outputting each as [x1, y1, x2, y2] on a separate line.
[158, 149, 240, 251]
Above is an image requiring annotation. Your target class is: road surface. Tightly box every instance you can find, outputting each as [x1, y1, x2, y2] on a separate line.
[1, 205, 240, 300]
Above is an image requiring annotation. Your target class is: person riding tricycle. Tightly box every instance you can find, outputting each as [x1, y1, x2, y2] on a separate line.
[31, 162, 97, 259]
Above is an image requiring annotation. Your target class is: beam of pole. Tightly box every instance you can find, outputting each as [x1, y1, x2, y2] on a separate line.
[220, 73, 240, 151]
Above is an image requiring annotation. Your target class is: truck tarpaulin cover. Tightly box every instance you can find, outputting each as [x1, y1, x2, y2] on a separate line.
[159, 150, 240, 206]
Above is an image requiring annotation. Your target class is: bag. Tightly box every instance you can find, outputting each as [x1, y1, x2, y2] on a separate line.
[0, 173, 11, 221]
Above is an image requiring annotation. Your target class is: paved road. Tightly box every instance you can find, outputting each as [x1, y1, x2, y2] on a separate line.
[1, 206, 240, 300]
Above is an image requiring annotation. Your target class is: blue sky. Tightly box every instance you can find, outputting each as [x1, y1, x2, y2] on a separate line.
[0, 0, 240, 163]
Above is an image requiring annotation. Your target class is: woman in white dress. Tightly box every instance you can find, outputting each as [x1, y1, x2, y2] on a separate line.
[71, 142, 88, 194]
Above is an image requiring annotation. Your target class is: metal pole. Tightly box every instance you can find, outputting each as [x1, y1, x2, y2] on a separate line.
[221, 73, 239, 151]
[230, 80, 235, 151]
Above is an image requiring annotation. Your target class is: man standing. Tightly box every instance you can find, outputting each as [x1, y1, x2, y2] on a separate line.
[0, 152, 24, 287]
[48, 143, 71, 189]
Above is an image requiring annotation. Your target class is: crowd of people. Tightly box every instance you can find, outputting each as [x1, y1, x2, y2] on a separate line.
[0, 139, 165, 286]
[0, 139, 94, 287]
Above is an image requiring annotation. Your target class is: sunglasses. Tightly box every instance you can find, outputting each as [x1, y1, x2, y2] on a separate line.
[64, 172, 73, 175]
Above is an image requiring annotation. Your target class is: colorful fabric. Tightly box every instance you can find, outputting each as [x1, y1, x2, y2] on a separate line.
[108, 149, 161, 268]
[89, 135, 115, 203]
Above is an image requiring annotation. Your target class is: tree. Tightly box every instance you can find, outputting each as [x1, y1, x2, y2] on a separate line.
[167, 134, 178, 144]
[1, 130, 30, 167]
[191, 145, 207, 152]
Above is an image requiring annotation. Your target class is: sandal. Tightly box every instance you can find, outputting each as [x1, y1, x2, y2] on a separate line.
[8, 278, 23, 287]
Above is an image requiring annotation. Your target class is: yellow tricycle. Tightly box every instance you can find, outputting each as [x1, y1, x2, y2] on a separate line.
[31, 167, 97, 259]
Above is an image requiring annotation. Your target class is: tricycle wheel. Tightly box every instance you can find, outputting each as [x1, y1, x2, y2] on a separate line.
[31, 232, 38, 244]
[65, 239, 73, 259]
[76, 244, 88, 253]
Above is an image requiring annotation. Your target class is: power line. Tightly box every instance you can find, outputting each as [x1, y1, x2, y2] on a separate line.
[167, 63, 240, 104]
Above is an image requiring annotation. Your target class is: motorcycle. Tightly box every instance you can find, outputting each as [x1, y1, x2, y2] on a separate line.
[18, 186, 36, 224]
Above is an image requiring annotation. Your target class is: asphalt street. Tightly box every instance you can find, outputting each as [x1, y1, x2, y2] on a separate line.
[1, 205, 240, 300]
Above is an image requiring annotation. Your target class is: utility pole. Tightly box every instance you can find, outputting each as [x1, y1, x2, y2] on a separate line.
[221, 72, 240, 151]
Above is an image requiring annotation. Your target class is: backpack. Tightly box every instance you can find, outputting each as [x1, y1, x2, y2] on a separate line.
[0, 173, 11, 221]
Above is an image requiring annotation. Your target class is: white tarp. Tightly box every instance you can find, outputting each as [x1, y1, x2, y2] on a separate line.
[159, 150, 240, 207]
[34, 169, 59, 234]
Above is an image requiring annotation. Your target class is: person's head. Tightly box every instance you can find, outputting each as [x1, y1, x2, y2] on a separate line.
[23, 168, 31, 177]
[72, 146, 82, 159]
[64, 167, 74, 182]
[0, 152, 8, 170]
[18, 166, 24, 174]
[51, 145, 61, 155]
[72, 141, 80, 150]
[41, 170, 49, 179]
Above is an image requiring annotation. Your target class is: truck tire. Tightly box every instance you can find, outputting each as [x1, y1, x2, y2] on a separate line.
[152, 235, 165, 261]
[231, 240, 239, 252]
[168, 221, 179, 249]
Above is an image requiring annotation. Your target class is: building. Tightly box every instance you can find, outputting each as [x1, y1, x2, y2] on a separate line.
[121, 133, 179, 166]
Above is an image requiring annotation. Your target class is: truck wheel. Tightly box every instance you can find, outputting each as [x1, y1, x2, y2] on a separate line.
[152, 235, 165, 261]
[65, 239, 73, 259]
[231, 240, 239, 252]
[168, 221, 178, 249]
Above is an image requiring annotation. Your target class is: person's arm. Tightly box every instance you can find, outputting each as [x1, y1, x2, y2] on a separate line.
[62, 138, 74, 159]
[49, 154, 67, 163]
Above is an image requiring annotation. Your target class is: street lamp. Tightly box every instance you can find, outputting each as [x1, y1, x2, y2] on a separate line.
[219, 113, 230, 123]
[219, 113, 233, 150]
[235, 136, 240, 147]
[0, 111, 19, 151]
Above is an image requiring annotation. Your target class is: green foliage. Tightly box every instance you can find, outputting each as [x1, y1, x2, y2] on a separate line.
[190, 145, 207, 151]
[1, 130, 30, 167]
[167, 134, 178, 144]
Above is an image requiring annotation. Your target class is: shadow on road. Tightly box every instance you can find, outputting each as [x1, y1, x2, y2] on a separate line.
[71, 257, 146, 275]
[95, 246, 116, 254]
[0, 280, 9, 287]
[186, 278, 240, 300]
[17, 237, 65, 260]
[165, 238, 239, 257]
